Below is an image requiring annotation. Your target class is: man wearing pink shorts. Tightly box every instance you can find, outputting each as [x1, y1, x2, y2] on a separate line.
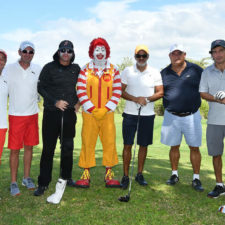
[4, 41, 41, 196]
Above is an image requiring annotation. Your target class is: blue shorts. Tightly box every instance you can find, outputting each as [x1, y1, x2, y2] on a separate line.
[161, 110, 202, 147]
[122, 113, 155, 147]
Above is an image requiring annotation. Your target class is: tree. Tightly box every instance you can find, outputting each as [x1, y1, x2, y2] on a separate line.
[115, 57, 134, 113]
[186, 57, 212, 69]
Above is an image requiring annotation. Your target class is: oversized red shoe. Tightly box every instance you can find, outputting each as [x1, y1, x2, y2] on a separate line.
[105, 168, 121, 188]
[74, 169, 90, 188]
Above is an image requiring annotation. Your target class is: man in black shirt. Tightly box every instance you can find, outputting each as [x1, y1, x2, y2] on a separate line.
[34, 40, 80, 204]
[161, 44, 204, 192]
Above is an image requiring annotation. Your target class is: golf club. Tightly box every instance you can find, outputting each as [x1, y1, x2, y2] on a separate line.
[60, 111, 64, 147]
[118, 106, 141, 202]
[60, 111, 64, 175]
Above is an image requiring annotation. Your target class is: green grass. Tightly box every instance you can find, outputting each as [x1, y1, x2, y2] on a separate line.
[0, 113, 225, 225]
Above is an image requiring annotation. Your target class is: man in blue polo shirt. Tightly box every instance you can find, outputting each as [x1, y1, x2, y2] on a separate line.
[161, 44, 204, 191]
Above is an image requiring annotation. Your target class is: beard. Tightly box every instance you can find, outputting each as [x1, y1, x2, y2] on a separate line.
[137, 62, 147, 67]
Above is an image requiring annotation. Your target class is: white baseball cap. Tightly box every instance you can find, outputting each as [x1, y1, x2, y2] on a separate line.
[169, 43, 185, 53]
[19, 41, 35, 51]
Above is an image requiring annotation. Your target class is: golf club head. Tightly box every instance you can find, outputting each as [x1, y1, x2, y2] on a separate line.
[118, 195, 130, 202]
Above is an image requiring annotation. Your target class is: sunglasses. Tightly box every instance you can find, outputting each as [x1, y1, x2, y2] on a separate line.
[135, 54, 148, 59]
[60, 49, 73, 54]
[22, 50, 34, 55]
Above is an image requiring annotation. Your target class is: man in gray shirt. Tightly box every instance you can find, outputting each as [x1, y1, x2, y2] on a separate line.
[199, 39, 225, 198]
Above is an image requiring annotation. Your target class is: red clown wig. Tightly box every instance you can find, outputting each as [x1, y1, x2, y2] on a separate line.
[88, 37, 110, 59]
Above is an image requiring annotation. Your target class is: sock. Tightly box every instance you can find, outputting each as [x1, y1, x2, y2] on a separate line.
[193, 174, 200, 180]
[216, 182, 224, 187]
[172, 170, 178, 177]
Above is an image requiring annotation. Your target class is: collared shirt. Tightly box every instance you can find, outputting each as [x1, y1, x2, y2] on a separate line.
[199, 64, 225, 125]
[3, 61, 41, 116]
[0, 73, 8, 128]
[121, 64, 162, 116]
[161, 61, 202, 113]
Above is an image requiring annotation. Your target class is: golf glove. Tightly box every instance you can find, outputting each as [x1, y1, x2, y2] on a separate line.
[214, 91, 225, 100]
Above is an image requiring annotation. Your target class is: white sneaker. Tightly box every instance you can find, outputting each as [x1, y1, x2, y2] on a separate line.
[47, 178, 67, 204]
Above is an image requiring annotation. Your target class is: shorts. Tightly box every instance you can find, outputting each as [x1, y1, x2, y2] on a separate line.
[122, 113, 155, 147]
[161, 110, 202, 147]
[0, 128, 7, 160]
[8, 114, 39, 150]
[206, 124, 225, 156]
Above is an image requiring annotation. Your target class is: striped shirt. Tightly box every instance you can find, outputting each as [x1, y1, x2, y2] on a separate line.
[77, 60, 121, 112]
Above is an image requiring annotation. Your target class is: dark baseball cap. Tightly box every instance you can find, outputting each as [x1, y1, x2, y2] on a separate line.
[210, 39, 225, 53]
[58, 40, 74, 51]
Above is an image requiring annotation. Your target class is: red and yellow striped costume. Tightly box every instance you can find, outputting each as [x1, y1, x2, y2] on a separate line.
[77, 61, 121, 168]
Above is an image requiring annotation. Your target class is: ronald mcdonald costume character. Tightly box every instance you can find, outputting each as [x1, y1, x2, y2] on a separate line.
[75, 37, 122, 188]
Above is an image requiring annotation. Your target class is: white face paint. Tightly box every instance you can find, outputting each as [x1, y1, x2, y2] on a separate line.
[93, 45, 106, 67]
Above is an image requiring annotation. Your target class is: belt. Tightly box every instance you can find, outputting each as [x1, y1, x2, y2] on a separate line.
[168, 111, 193, 117]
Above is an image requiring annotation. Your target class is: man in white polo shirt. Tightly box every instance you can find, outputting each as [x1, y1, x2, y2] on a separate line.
[0, 49, 7, 165]
[120, 45, 163, 189]
[4, 41, 41, 196]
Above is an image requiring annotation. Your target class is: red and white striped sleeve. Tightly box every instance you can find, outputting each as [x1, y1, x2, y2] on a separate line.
[105, 65, 122, 111]
[77, 65, 95, 112]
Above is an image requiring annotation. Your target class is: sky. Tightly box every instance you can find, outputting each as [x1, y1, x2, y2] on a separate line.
[0, 0, 224, 69]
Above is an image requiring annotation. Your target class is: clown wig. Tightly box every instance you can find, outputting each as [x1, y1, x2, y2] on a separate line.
[88, 37, 110, 59]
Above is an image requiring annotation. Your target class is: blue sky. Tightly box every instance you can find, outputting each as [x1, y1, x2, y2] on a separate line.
[0, 0, 224, 68]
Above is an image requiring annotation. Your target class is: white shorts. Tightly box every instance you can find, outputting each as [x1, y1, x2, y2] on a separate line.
[161, 110, 202, 147]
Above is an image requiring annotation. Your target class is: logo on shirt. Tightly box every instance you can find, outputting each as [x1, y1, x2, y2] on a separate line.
[186, 74, 191, 78]
[103, 73, 111, 82]
[31, 71, 35, 74]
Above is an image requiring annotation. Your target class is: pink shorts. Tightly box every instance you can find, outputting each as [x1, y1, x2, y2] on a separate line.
[0, 128, 7, 161]
[8, 114, 39, 150]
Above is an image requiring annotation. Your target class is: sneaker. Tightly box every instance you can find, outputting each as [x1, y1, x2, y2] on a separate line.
[192, 179, 204, 192]
[166, 174, 179, 185]
[120, 176, 129, 189]
[207, 185, 225, 198]
[105, 168, 121, 188]
[67, 178, 76, 187]
[10, 182, 20, 196]
[22, 177, 35, 190]
[135, 173, 148, 186]
[33, 186, 48, 196]
[74, 169, 90, 188]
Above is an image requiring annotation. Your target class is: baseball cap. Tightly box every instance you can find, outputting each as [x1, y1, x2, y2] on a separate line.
[19, 41, 35, 51]
[0, 49, 7, 61]
[135, 45, 149, 54]
[169, 44, 185, 54]
[58, 40, 74, 51]
[210, 39, 225, 53]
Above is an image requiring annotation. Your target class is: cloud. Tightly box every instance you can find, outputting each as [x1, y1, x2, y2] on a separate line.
[1, 0, 224, 69]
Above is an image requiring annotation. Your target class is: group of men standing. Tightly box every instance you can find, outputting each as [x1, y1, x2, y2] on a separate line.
[0, 38, 225, 204]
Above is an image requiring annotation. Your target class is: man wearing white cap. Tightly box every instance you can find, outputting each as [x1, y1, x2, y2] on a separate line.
[120, 45, 163, 189]
[4, 41, 41, 196]
[0, 49, 7, 165]
[161, 44, 204, 191]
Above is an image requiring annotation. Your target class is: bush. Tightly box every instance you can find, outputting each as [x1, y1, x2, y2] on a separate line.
[200, 99, 209, 119]
[115, 98, 126, 113]
[154, 99, 164, 116]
